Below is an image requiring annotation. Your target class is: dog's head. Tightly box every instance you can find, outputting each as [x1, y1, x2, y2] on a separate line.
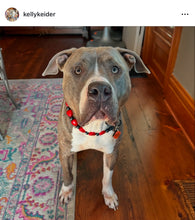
[43, 47, 150, 127]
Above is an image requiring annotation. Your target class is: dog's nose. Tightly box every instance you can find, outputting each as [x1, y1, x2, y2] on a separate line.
[88, 82, 112, 102]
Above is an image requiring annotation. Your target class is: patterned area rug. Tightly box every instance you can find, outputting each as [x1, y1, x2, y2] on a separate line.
[0, 79, 76, 220]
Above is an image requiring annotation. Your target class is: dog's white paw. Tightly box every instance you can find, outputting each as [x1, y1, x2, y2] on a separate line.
[59, 183, 74, 204]
[103, 191, 119, 211]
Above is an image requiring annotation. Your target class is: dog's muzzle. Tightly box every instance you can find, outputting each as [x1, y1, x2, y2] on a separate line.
[84, 81, 116, 123]
[79, 81, 118, 126]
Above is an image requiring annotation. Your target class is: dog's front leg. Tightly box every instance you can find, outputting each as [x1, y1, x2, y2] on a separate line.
[59, 154, 74, 204]
[102, 149, 119, 210]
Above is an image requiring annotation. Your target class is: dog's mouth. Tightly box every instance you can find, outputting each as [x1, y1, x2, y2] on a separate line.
[92, 110, 106, 120]
[79, 106, 117, 127]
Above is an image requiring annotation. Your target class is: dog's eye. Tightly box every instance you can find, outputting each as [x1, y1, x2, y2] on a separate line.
[112, 66, 119, 74]
[74, 66, 82, 75]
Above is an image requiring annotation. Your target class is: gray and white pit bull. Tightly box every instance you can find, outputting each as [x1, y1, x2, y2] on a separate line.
[42, 47, 150, 210]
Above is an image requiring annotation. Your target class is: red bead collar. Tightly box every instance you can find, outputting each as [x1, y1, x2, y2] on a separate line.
[65, 102, 121, 139]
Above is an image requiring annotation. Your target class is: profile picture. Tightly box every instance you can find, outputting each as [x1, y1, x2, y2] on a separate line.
[5, 7, 19, 22]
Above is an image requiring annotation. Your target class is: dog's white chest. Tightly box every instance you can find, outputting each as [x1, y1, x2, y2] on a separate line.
[71, 120, 116, 154]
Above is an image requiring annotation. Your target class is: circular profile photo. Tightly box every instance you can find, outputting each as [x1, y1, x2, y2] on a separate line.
[5, 7, 19, 22]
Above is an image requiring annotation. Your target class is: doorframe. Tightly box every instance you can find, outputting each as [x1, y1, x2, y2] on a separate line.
[142, 27, 183, 94]
[163, 27, 183, 94]
[142, 27, 195, 147]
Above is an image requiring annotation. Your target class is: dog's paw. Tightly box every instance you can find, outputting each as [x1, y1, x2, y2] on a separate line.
[102, 191, 119, 211]
[59, 183, 74, 204]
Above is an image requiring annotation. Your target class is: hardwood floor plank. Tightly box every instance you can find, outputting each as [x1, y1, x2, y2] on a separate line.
[0, 35, 86, 79]
[125, 77, 194, 220]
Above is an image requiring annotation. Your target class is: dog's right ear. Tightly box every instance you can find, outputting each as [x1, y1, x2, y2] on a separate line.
[42, 48, 76, 76]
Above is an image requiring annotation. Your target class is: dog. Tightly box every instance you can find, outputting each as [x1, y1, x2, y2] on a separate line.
[42, 47, 150, 210]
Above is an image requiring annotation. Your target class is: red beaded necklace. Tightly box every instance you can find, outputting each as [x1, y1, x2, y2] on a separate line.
[65, 102, 121, 139]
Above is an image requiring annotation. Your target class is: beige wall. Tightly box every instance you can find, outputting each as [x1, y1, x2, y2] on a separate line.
[122, 27, 145, 55]
[173, 27, 194, 99]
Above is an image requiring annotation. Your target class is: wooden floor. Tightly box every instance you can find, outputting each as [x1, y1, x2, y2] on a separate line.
[0, 34, 86, 79]
[1, 34, 194, 220]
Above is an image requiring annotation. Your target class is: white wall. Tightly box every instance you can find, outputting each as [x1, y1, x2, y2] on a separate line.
[122, 27, 144, 55]
[173, 27, 194, 99]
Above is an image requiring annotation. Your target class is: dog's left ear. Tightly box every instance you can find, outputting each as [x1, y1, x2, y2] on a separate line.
[42, 48, 76, 76]
[116, 47, 150, 74]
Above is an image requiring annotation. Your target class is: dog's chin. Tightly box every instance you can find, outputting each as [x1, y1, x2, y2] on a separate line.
[80, 110, 116, 127]
[92, 110, 107, 120]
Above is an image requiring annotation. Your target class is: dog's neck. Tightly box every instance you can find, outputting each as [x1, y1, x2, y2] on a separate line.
[65, 102, 121, 139]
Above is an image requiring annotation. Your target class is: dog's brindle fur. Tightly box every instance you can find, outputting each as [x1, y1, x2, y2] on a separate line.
[42, 47, 150, 210]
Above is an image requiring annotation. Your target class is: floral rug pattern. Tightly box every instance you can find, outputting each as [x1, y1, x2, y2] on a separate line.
[0, 79, 75, 220]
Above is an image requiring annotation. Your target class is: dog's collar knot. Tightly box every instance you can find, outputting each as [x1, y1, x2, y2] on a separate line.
[65, 102, 121, 139]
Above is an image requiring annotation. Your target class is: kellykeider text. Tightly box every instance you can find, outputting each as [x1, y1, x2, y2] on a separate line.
[23, 11, 56, 18]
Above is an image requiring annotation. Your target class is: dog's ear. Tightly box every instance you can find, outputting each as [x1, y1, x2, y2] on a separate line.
[116, 47, 150, 74]
[42, 48, 76, 76]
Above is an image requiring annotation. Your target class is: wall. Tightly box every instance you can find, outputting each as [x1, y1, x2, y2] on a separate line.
[122, 27, 145, 55]
[173, 27, 194, 99]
